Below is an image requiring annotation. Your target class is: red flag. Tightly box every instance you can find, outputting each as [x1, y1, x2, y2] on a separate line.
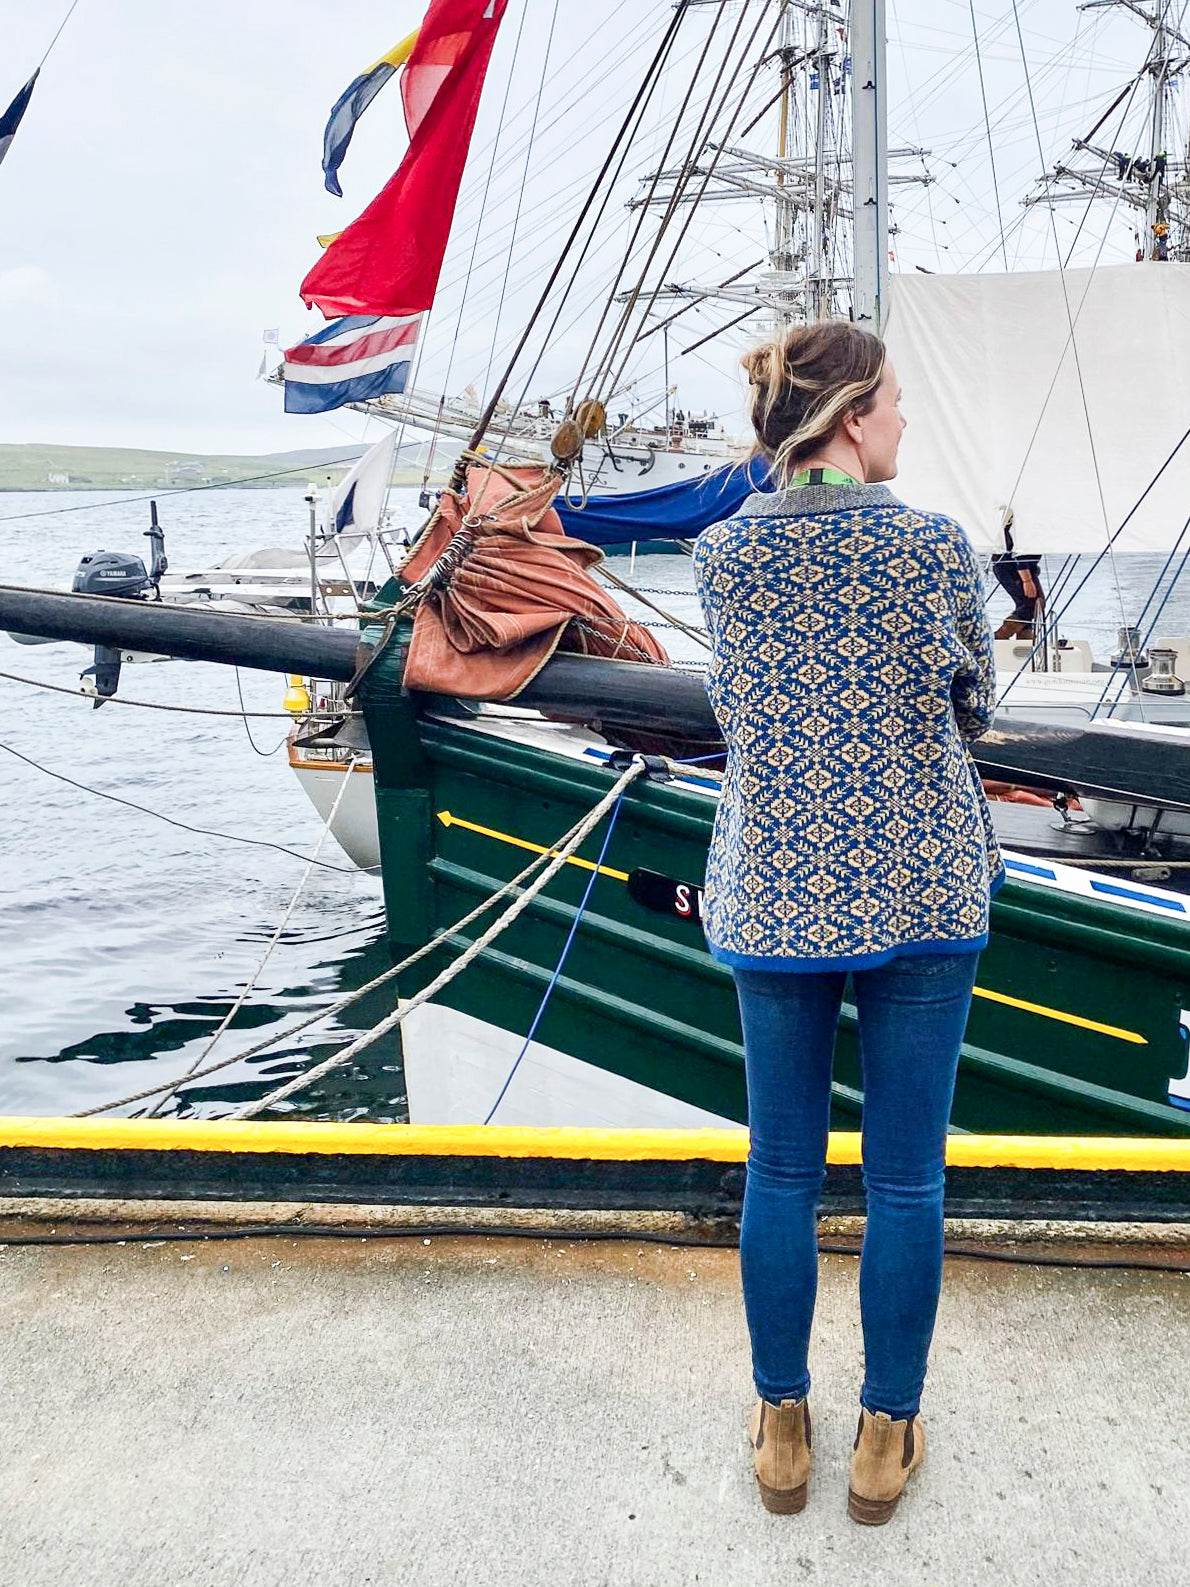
[301, 0, 508, 319]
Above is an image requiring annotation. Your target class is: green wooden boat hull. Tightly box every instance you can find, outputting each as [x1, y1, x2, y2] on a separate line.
[359, 659, 1190, 1138]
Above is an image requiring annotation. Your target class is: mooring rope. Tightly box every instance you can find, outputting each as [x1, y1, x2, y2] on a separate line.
[228, 757, 647, 1120]
[75, 846, 559, 1117]
[80, 757, 648, 1117]
[0, 666, 296, 717]
[142, 756, 363, 1118]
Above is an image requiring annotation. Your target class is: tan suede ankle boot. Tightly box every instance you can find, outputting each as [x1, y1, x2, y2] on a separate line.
[748, 1396, 812, 1514]
[847, 1407, 925, 1525]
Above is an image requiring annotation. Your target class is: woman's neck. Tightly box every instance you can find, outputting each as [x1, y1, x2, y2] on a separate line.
[795, 442, 866, 484]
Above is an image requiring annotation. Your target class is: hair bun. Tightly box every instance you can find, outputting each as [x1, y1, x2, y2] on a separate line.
[738, 321, 885, 485]
[739, 346, 767, 385]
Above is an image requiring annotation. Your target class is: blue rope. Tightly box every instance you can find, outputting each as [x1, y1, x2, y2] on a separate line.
[483, 790, 628, 1124]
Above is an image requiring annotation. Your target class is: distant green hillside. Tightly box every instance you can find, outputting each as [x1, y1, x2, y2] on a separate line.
[0, 442, 430, 492]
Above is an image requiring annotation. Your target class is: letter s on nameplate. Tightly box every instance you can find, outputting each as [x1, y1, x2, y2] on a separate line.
[627, 868, 704, 924]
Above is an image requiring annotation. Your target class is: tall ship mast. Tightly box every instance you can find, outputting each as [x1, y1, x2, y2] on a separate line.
[1026, 0, 1190, 261]
[626, 0, 913, 333]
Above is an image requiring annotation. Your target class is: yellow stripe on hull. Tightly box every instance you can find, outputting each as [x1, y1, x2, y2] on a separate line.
[972, 985, 1146, 1045]
[439, 807, 1148, 1045]
[437, 809, 629, 881]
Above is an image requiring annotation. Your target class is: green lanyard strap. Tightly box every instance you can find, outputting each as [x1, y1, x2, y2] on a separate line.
[789, 466, 861, 488]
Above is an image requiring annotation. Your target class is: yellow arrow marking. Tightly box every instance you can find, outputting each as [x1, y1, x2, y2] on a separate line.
[972, 985, 1146, 1045]
[437, 810, 630, 882]
[436, 811, 1145, 1043]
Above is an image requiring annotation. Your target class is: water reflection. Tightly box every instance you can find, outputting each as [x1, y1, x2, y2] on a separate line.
[16, 913, 409, 1122]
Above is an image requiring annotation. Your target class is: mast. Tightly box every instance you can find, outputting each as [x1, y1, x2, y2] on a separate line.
[851, 0, 888, 333]
[624, 0, 862, 328]
[810, 1, 832, 319]
[1146, 1, 1170, 252]
[1027, 1, 1189, 262]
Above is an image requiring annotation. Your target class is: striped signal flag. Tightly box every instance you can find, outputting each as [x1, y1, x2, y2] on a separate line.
[0, 71, 38, 170]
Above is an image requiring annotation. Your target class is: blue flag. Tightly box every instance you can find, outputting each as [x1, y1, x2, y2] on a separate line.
[322, 33, 418, 197]
[0, 70, 38, 169]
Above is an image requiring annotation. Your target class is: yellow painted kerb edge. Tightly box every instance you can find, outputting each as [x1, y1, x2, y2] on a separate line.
[0, 1120, 1188, 1172]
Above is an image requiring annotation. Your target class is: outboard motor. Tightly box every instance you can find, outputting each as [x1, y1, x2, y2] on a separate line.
[70, 502, 167, 706]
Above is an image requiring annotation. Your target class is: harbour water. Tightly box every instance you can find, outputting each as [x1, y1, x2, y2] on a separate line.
[0, 488, 408, 1122]
[0, 485, 1184, 1120]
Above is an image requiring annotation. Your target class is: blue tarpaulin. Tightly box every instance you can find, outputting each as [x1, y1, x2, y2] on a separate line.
[555, 460, 771, 548]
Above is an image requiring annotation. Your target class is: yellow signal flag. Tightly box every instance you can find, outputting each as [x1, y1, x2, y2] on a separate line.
[366, 29, 419, 75]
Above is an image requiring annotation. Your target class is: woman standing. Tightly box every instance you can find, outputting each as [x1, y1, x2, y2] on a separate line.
[692, 322, 1002, 1525]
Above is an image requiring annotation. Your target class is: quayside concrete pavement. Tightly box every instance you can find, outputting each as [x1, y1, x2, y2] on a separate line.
[0, 1231, 1186, 1587]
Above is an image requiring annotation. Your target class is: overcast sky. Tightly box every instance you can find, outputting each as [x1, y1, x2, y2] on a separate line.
[0, 0, 1158, 456]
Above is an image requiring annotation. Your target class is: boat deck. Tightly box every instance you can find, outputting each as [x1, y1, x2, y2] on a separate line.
[1, 1224, 1186, 1585]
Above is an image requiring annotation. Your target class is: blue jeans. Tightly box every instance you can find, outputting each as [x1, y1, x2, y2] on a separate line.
[734, 950, 979, 1419]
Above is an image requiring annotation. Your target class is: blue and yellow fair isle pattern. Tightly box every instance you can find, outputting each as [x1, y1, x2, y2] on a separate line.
[693, 482, 1004, 972]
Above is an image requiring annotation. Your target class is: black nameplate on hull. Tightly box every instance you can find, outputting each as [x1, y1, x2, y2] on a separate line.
[628, 868, 705, 924]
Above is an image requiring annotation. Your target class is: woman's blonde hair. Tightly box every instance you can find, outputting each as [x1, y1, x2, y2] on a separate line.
[742, 321, 885, 486]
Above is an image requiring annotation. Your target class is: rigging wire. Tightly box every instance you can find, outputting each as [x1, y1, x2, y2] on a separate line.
[0, 739, 368, 874]
[435, 3, 693, 497]
[994, 423, 1190, 701]
[1056, 68, 1149, 268]
[452, 0, 649, 209]
[418, 18, 763, 399]
[566, 1, 732, 407]
[428, 7, 689, 306]
[1003, 0, 1139, 704]
[1087, 529, 1190, 721]
[968, 0, 1010, 268]
[421, 0, 534, 481]
[891, 8, 1116, 266]
[596, 4, 784, 409]
[0, 666, 293, 717]
[994, 65, 1145, 538]
[480, 0, 562, 406]
[450, 1, 692, 470]
[598, 32, 779, 397]
[37, 0, 82, 69]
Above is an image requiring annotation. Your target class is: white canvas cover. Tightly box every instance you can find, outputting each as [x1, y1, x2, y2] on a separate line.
[885, 263, 1190, 556]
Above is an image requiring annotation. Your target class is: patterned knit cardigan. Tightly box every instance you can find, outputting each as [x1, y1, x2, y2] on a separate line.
[692, 482, 1004, 972]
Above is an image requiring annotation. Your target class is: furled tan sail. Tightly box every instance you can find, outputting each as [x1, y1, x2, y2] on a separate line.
[400, 465, 668, 699]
